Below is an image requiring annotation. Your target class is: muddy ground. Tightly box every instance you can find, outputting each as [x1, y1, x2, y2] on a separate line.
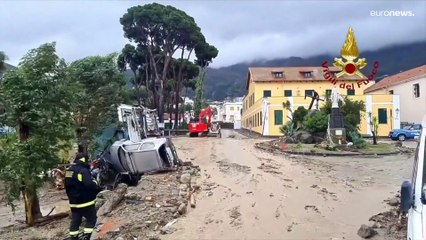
[0, 129, 414, 239]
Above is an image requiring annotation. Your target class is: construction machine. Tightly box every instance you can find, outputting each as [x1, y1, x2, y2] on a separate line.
[189, 106, 221, 138]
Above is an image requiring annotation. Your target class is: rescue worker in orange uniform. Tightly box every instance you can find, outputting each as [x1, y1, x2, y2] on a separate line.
[65, 153, 100, 240]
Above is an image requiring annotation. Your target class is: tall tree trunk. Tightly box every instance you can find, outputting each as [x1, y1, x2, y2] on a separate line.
[18, 122, 42, 226]
[372, 132, 377, 145]
[194, 67, 206, 116]
[168, 100, 173, 129]
[144, 59, 151, 107]
[174, 81, 182, 130]
[157, 83, 164, 123]
[76, 127, 88, 153]
[132, 71, 141, 106]
[22, 185, 42, 226]
[175, 63, 183, 129]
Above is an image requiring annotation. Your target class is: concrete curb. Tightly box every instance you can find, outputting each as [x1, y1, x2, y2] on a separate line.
[254, 142, 400, 157]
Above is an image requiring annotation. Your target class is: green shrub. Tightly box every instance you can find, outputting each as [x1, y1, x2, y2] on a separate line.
[303, 111, 328, 133]
[293, 106, 308, 128]
[326, 145, 337, 151]
[349, 131, 367, 149]
[279, 121, 295, 136]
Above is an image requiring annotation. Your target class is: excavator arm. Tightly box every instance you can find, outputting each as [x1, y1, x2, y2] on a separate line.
[198, 106, 212, 126]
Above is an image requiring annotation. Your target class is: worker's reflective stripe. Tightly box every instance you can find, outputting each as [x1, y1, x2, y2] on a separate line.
[83, 228, 93, 233]
[65, 170, 73, 178]
[69, 230, 79, 236]
[93, 179, 98, 186]
[80, 157, 86, 162]
[77, 173, 82, 182]
[69, 200, 95, 208]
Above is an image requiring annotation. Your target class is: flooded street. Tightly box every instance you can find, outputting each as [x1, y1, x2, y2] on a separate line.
[164, 130, 412, 240]
[0, 130, 413, 239]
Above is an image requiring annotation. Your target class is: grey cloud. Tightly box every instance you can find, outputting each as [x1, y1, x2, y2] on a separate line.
[1, 0, 424, 68]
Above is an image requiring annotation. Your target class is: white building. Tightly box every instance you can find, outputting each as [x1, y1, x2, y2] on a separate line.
[222, 97, 243, 129]
[365, 65, 426, 124]
[184, 97, 194, 106]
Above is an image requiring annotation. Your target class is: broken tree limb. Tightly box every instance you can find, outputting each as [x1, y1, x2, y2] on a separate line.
[46, 206, 56, 217]
[3, 211, 70, 231]
[35, 212, 70, 226]
[190, 193, 196, 208]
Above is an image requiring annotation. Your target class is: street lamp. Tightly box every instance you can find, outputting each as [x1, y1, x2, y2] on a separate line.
[395, 108, 400, 120]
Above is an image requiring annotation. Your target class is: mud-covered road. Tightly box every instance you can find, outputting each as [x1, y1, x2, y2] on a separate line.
[165, 130, 412, 240]
[0, 130, 413, 239]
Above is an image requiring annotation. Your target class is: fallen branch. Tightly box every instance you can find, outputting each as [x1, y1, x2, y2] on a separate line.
[190, 192, 196, 208]
[35, 212, 70, 226]
[46, 206, 56, 217]
[1, 212, 70, 231]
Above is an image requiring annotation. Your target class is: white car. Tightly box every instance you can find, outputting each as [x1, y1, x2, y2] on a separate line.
[401, 115, 426, 240]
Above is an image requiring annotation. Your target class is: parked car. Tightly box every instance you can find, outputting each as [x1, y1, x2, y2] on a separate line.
[400, 116, 426, 240]
[389, 124, 422, 141]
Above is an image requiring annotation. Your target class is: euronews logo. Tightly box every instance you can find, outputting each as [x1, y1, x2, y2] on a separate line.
[370, 10, 415, 17]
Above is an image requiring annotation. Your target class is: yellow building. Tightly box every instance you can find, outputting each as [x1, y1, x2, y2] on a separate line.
[242, 67, 400, 137]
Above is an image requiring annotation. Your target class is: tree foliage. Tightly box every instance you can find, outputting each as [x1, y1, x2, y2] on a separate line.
[0, 43, 76, 225]
[117, 44, 150, 106]
[293, 106, 308, 129]
[0, 51, 7, 75]
[120, 3, 207, 123]
[68, 54, 126, 153]
[194, 43, 219, 116]
[303, 111, 329, 133]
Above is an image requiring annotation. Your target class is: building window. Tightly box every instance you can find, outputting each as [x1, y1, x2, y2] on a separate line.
[274, 110, 283, 125]
[260, 111, 262, 125]
[325, 89, 332, 96]
[378, 108, 387, 124]
[413, 83, 420, 98]
[263, 90, 271, 97]
[303, 72, 312, 78]
[305, 89, 314, 97]
[389, 90, 394, 94]
[273, 71, 284, 78]
[347, 89, 355, 95]
[230, 106, 234, 111]
[284, 90, 292, 97]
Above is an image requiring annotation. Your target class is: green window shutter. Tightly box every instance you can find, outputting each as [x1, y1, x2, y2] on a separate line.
[325, 89, 332, 96]
[263, 90, 271, 97]
[305, 89, 313, 96]
[347, 89, 355, 95]
[284, 90, 292, 97]
[274, 110, 283, 125]
[378, 108, 387, 124]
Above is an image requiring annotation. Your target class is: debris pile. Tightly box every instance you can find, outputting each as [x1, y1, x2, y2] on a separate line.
[93, 161, 202, 240]
[359, 195, 407, 240]
[0, 161, 202, 240]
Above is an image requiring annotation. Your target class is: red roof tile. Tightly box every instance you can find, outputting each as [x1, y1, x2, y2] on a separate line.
[246, 66, 367, 89]
[364, 65, 426, 93]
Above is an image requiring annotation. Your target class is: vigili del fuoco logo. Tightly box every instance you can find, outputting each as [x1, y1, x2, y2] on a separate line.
[322, 27, 379, 89]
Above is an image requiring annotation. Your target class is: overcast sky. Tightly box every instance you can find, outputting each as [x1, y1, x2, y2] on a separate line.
[1, 0, 425, 68]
